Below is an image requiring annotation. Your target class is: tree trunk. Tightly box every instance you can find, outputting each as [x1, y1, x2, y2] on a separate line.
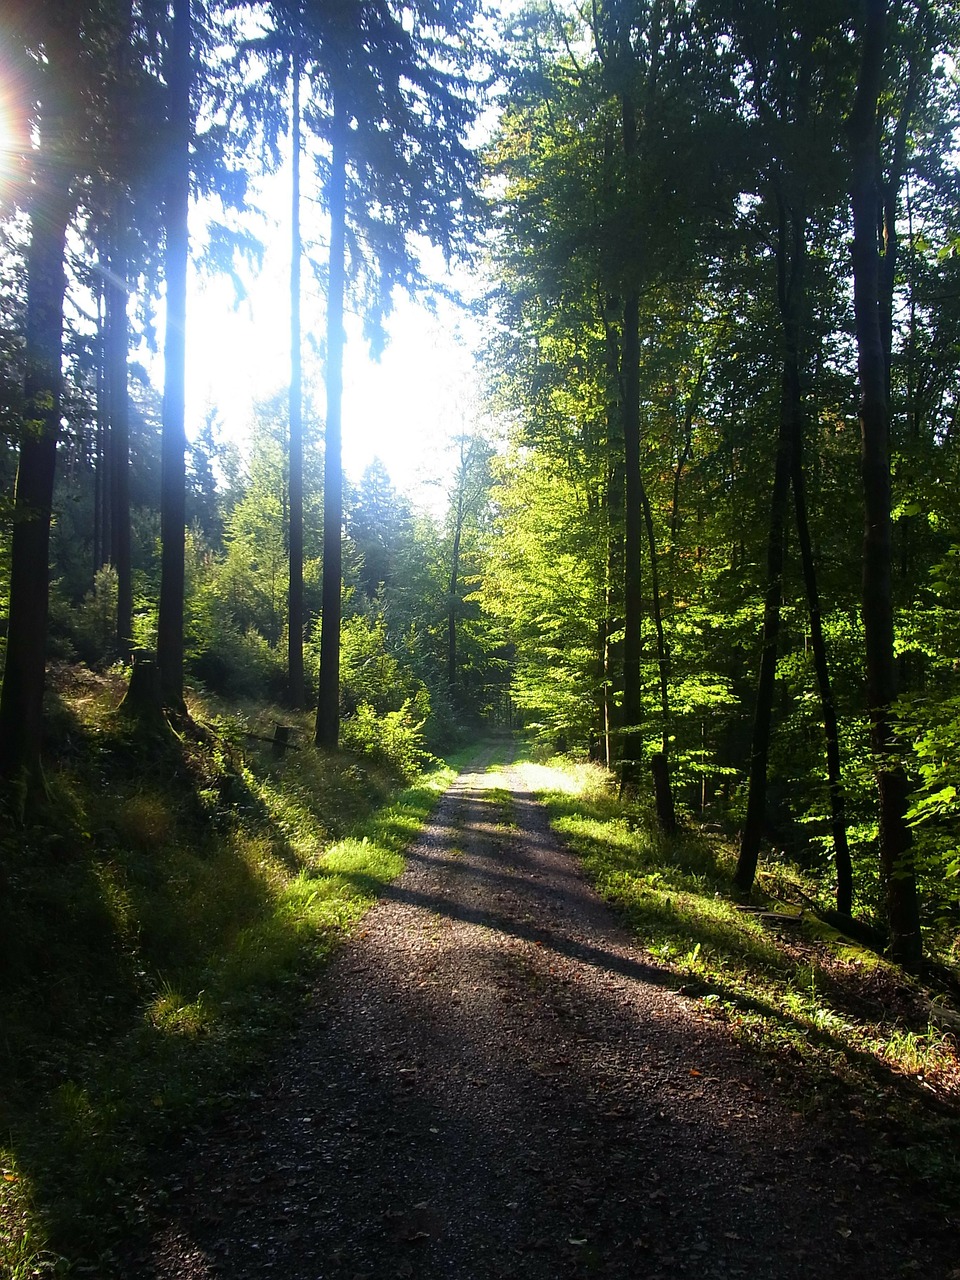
[106, 214, 132, 660]
[116, 650, 173, 740]
[778, 198, 852, 911]
[639, 467, 676, 831]
[94, 264, 108, 578]
[156, 0, 191, 712]
[667, 358, 699, 606]
[735, 205, 797, 891]
[106, 0, 134, 661]
[447, 510, 463, 692]
[619, 93, 643, 792]
[287, 20, 305, 707]
[736, 187, 808, 892]
[603, 306, 624, 773]
[650, 752, 676, 833]
[849, 0, 921, 970]
[0, 158, 74, 789]
[792, 424, 853, 915]
[315, 89, 347, 749]
[735, 415, 790, 891]
[620, 284, 643, 792]
[878, 1, 928, 400]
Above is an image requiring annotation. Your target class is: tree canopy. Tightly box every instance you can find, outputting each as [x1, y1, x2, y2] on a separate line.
[2, 0, 960, 964]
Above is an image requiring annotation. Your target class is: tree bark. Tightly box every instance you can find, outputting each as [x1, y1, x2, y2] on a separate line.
[116, 650, 173, 740]
[639, 467, 676, 831]
[602, 305, 624, 773]
[735, 194, 798, 890]
[94, 265, 108, 579]
[287, 21, 305, 708]
[617, 86, 644, 792]
[0, 158, 74, 788]
[878, 1, 928, 399]
[106, 213, 133, 660]
[849, 0, 921, 971]
[447, 500, 463, 693]
[106, 0, 134, 661]
[620, 282, 643, 791]
[735, 407, 791, 891]
[315, 89, 347, 749]
[156, 0, 191, 712]
[792, 422, 853, 915]
[776, 197, 852, 910]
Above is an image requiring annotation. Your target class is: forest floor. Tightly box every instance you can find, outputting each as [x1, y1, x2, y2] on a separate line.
[118, 746, 959, 1280]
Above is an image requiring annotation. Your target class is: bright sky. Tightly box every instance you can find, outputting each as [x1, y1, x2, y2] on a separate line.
[185, 186, 487, 514]
[0, 61, 492, 515]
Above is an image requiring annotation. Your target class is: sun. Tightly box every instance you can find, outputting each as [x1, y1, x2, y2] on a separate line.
[0, 71, 30, 207]
[185, 221, 482, 513]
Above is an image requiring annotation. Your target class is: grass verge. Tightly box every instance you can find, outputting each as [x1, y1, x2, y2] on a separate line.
[517, 756, 960, 1201]
[0, 668, 456, 1278]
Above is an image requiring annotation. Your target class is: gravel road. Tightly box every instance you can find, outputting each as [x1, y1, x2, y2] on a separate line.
[129, 757, 955, 1279]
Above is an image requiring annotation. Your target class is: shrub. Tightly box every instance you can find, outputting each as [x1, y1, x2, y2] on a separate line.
[339, 699, 431, 780]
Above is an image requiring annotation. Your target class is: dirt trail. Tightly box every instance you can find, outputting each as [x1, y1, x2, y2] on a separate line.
[131, 757, 951, 1279]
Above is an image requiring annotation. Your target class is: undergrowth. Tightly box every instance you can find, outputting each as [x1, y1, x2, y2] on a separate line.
[519, 756, 960, 1200]
[0, 669, 454, 1278]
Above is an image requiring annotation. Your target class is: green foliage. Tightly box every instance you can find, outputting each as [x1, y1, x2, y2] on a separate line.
[338, 612, 418, 714]
[48, 566, 120, 667]
[898, 692, 960, 935]
[339, 699, 432, 781]
[482, 447, 604, 748]
[481, 0, 960, 951]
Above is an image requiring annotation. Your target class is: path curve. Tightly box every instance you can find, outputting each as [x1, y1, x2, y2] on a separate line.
[131, 757, 950, 1279]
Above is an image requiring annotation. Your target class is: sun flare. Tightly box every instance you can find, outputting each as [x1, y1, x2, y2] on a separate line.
[0, 75, 30, 205]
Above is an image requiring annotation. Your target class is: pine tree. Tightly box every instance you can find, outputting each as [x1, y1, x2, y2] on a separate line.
[312, 0, 486, 748]
[0, 4, 91, 790]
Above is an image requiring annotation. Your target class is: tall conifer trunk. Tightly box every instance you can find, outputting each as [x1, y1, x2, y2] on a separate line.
[316, 90, 347, 749]
[106, 214, 133, 660]
[94, 256, 109, 578]
[106, 0, 134, 661]
[157, 0, 191, 711]
[287, 17, 305, 707]
[849, 0, 921, 970]
[0, 157, 74, 787]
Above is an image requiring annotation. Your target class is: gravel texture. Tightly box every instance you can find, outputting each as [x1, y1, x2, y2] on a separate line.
[127, 758, 956, 1279]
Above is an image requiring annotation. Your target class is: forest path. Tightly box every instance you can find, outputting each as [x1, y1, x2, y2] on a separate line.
[134, 750, 948, 1279]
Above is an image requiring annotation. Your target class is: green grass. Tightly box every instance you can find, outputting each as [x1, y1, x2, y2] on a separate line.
[516, 756, 960, 1195]
[0, 671, 456, 1278]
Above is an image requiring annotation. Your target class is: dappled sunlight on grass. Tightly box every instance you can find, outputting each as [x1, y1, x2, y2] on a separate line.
[520, 753, 960, 1135]
[147, 986, 211, 1038]
[514, 759, 608, 797]
[0, 675, 457, 1276]
[0, 1155, 45, 1280]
